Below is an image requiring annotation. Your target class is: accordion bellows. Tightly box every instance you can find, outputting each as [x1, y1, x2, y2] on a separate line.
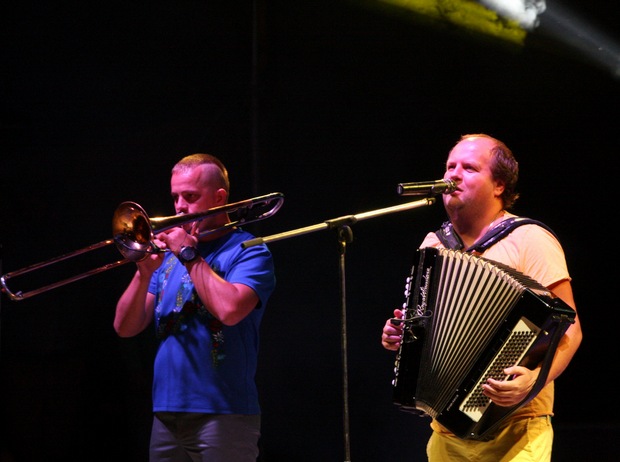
[392, 247, 575, 440]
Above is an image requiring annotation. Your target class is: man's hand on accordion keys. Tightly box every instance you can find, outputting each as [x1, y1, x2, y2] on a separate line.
[481, 364, 540, 407]
[381, 309, 405, 351]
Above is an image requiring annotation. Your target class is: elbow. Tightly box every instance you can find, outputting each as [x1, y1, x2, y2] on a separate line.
[572, 326, 583, 350]
[113, 318, 122, 336]
[219, 313, 243, 326]
[558, 317, 582, 358]
[115, 328, 134, 338]
[215, 298, 258, 326]
[570, 315, 583, 347]
[114, 323, 131, 338]
[218, 305, 254, 326]
[113, 319, 140, 338]
[215, 286, 260, 326]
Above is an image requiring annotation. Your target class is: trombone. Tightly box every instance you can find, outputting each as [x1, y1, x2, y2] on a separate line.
[1, 192, 284, 301]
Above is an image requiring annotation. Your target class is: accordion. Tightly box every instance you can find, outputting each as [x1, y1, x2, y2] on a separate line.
[392, 247, 576, 440]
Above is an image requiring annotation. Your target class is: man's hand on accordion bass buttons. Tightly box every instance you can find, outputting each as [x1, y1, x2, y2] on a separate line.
[481, 365, 539, 407]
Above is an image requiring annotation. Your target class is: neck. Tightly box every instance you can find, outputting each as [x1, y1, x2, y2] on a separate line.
[452, 208, 505, 249]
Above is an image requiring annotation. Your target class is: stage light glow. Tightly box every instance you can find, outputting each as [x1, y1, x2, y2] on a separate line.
[538, 3, 620, 78]
[478, 0, 545, 30]
[373, 0, 532, 45]
[360, 0, 620, 77]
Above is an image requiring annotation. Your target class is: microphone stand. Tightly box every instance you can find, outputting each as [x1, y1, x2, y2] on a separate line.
[243, 197, 436, 462]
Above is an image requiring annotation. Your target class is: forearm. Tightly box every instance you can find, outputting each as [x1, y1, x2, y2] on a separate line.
[114, 269, 154, 337]
[186, 259, 257, 326]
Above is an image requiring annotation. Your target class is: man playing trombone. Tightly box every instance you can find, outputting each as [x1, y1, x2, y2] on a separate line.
[114, 153, 276, 461]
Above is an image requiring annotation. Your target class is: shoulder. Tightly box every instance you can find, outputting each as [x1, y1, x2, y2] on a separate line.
[224, 229, 274, 264]
[215, 228, 263, 252]
[507, 220, 561, 246]
[489, 213, 560, 251]
[484, 217, 570, 286]
[420, 231, 443, 249]
[499, 213, 557, 237]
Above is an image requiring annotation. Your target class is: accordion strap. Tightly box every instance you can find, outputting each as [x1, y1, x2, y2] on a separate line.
[525, 313, 574, 402]
[435, 217, 558, 253]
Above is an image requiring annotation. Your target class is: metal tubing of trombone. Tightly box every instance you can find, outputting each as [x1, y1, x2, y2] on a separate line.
[1, 258, 131, 302]
[0, 239, 123, 301]
[241, 197, 436, 248]
[1, 192, 285, 301]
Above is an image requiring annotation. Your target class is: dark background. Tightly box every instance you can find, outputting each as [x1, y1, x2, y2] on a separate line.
[1, 1, 618, 461]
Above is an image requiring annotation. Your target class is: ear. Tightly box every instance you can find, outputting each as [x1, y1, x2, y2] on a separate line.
[493, 180, 505, 198]
[215, 188, 228, 205]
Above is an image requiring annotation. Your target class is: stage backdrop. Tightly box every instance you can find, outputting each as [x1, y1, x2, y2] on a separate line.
[2, 1, 617, 461]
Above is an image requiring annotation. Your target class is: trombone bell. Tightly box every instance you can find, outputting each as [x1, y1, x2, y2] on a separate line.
[112, 202, 156, 262]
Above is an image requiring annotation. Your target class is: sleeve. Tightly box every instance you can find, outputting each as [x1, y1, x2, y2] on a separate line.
[516, 225, 571, 288]
[222, 243, 276, 310]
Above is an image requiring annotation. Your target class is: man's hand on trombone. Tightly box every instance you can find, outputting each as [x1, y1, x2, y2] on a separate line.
[155, 221, 199, 257]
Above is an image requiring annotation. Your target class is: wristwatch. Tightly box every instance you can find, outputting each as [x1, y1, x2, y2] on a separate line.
[177, 246, 200, 265]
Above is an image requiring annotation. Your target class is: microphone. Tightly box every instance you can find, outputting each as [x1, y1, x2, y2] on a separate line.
[397, 179, 456, 196]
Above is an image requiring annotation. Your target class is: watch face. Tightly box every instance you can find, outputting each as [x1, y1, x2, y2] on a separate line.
[180, 246, 198, 263]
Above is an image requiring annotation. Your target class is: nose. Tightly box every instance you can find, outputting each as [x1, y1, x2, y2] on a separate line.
[446, 166, 462, 180]
[175, 199, 189, 214]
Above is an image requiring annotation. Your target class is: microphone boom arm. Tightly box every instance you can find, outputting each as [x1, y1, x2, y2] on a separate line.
[242, 197, 436, 248]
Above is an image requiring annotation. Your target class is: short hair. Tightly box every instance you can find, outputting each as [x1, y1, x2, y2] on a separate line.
[459, 134, 520, 210]
[172, 153, 230, 193]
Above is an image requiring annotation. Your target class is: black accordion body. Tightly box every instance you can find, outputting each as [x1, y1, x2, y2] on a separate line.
[392, 247, 576, 440]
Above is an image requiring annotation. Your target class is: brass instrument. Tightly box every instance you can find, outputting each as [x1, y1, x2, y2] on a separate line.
[1, 192, 284, 301]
